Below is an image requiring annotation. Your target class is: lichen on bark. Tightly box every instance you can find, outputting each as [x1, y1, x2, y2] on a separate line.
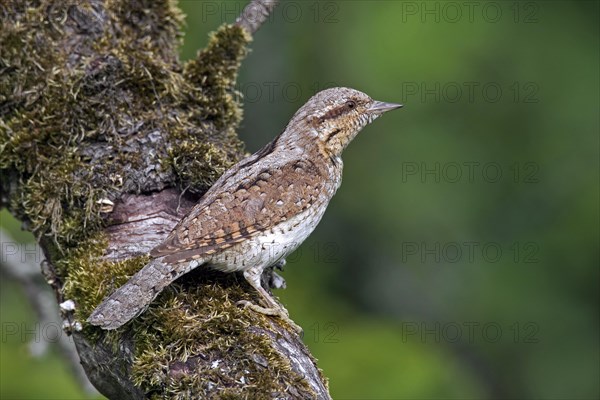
[1, 0, 329, 398]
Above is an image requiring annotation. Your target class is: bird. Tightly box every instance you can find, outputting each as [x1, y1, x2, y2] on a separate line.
[88, 87, 402, 331]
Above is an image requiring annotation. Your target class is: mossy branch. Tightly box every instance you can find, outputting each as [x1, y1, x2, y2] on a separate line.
[0, 1, 331, 398]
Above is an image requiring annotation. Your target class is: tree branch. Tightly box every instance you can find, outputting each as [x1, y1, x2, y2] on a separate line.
[0, 0, 330, 398]
[236, 0, 280, 35]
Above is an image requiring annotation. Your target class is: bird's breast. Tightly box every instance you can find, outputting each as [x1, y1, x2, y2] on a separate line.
[207, 201, 329, 273]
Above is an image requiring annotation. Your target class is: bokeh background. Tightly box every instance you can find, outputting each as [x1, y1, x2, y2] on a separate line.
[1, 1, 598, 399]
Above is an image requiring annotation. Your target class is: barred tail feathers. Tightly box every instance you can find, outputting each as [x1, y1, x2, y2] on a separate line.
[87, 258, 198, 330]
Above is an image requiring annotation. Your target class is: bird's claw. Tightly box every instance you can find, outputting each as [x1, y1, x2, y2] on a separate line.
[236, 300, 301, 333]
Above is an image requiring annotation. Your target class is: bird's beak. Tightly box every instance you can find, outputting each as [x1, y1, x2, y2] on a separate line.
[368, 101, 404, 114]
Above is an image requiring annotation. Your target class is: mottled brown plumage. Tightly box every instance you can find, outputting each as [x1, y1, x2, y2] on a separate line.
[88, 87, 402, 331]
[151, 158, 327, 264]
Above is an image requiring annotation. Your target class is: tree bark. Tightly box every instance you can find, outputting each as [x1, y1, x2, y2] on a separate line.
[0, 1, 330, 398]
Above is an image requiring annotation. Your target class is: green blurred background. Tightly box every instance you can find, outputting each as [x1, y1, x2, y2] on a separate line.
[1, 1, 598, 399]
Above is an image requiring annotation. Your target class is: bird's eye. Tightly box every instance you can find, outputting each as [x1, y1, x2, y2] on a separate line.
[346, 100, 356, 109]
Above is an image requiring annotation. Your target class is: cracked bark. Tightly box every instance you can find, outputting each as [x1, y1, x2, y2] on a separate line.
[0, 0, 331, 398]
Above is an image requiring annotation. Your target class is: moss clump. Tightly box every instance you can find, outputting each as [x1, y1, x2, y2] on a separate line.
[0, 1, 246, 254]
[168, 141, 233, 193]
[184, 25, 251, 130]
[68, 255, 314, 397]
[130, 269, 315, 399]
[166, 24, 251, 192]
[60, 234, 150, 323]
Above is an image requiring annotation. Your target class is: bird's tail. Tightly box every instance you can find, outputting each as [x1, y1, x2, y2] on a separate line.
[87, 258, 195, 330]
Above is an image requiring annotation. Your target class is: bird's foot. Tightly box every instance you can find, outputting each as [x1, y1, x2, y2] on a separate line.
[236, 300, 302, 333]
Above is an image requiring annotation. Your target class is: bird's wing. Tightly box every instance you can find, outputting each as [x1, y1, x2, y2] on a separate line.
[150, 159, 325, 263]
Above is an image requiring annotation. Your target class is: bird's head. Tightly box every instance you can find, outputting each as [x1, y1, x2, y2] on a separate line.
[281, 87, 402, 159]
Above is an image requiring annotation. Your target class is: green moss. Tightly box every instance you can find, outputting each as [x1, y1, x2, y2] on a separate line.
[184, 24, 251, 129]
[165, 24, 251, 192]
[66, 254, 315, 396]
[0, 3, 247, 253]
[129, 270, 315, 399]
[167, 138, 230, 193]
[60, 235, 148, 318]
